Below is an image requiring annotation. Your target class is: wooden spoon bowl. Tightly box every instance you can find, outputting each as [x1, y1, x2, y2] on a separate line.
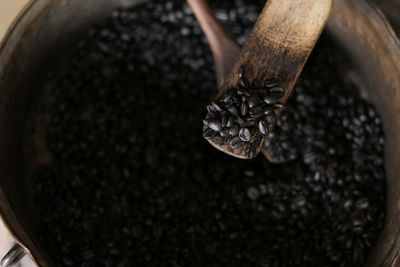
[198, 0, 332, 159]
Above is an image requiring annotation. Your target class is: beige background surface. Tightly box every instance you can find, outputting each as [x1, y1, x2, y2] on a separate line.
[0, 0, 30, 41]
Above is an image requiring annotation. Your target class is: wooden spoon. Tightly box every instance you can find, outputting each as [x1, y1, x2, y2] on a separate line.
[198, 0, 332, 159]
[186, 0, 240, 87]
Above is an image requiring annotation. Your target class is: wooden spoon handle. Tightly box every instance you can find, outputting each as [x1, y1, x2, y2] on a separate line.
[186, 0, 240, 87]
[220, 0, 332, 97]
[204, 0, 332, 159]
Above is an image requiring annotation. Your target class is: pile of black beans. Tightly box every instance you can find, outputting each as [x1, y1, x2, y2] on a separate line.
[203, 68, 285, 158]
[32, 1, 386, 267]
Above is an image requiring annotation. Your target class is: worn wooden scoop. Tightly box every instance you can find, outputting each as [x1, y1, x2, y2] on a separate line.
[190, 0, 332, 159]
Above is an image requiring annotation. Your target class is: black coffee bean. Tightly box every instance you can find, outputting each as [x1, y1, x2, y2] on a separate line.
[219, 129, 229, 137]
[258, 121, 268, 135]
[245, 118, 256, 127]
[270, 86, 285, 97]
[248, 94, 259, 109]
[343, 199, 353, 209]
[274, 103, 284, 109]
[227, 106, 239, 117]
[236, 117, 245, 127]
[264, 94, 281, 105]
[226, 116, 235, 127]
[223, 93, 232, 104]
[263, 105, 274, 115]
[220, 113, 229, 127]
[345, 239, 353, 249]
[230, 136, 243, 149]
[265, 112, 277, 125]
[207, 120, 222, 132]
[239, 128, 251, 142]
[239, 77, 250, 88]
[228, 125, 239, 136]
[264, 78, 280, 88]
[237, 88, 250, 97]
[355, 198, 369, 210]
[352, 217, 364, 226]
[294, 196, 306, 207]
[62, 257, 74, 267]
[249, 106, 262, 116]
[238, 65, 245, 78]
[247, 187, 260, 200]
[203, 128, 216, 139]
[232, 94, 240, 104]
[211, 101, 222, 112]
[206, 105, 219, 118]
[241, 102, 248, 116]
[252, 113, 264, 120]
[81, 249, 94, 261]
[257, 88, 269, 96]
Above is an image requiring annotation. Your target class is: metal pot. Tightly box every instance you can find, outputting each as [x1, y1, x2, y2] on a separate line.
[0, 0, 399, 266]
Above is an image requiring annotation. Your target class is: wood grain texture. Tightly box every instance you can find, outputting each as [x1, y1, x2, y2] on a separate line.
[204, 0, 332, 159]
